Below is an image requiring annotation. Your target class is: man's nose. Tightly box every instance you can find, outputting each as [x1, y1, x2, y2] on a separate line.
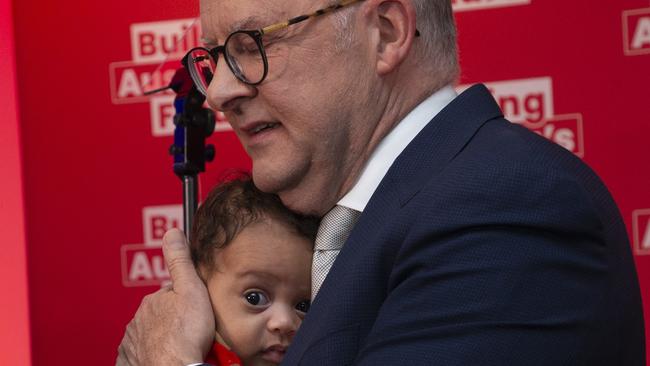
[266, 306, 300, 336]
[205, 57, 257, 112]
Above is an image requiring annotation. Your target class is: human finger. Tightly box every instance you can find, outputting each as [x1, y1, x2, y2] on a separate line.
[116, 321, 137, 366]
[162, 228, 202, 295]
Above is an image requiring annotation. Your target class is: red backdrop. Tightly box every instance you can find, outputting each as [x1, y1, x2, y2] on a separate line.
[0, 0, 31, 364]
[7, 0, 650, 364]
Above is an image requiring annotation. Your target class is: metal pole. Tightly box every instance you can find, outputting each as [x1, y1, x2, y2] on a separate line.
[182, 174, 198, 242]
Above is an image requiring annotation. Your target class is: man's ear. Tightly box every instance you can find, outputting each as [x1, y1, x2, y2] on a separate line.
[363, 0, 418, 75]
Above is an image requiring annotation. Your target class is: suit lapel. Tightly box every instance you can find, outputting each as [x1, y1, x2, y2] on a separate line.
[386, 84, 503, 207]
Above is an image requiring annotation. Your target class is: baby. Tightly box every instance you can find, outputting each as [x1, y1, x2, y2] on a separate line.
[189, 177, 319, 366]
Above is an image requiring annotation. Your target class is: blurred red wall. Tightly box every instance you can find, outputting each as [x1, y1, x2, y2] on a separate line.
[0, 0, 31, 364]
[6, 0, 650, 364]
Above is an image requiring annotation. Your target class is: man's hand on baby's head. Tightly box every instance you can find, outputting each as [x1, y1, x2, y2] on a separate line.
[116, 229, 215, 365]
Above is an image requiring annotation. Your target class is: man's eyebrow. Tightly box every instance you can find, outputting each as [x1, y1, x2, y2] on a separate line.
[200, 36, 218, 47]
[229, 15, 269, 32]
[200, 15, 269, 47]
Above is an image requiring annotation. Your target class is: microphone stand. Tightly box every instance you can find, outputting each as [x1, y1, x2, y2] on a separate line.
[168, 68, 216, 242]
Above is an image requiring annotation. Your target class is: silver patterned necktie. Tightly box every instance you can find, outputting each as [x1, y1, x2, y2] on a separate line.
[312, 205, 362, 299]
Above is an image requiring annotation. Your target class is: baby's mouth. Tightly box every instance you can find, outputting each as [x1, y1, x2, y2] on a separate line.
[261, 344, 287, 364]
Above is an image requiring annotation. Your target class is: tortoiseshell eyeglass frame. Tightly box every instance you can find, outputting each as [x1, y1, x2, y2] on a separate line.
[183, 0, 420, 89]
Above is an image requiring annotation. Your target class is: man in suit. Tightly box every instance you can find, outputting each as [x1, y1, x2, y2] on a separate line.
[117, 0, 645, 364]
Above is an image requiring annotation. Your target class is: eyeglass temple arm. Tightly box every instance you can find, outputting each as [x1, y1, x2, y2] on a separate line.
[261, 0, 366, 35]
[260, 0, 420, 37]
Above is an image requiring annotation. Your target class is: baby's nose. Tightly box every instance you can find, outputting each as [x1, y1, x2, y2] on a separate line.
[266, 306, 300, 336]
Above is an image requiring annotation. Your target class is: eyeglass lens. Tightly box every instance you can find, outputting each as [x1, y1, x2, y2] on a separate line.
[186, 48, 215, 96]
[225, 32, 265, 84]
[187, 32, 266, 96]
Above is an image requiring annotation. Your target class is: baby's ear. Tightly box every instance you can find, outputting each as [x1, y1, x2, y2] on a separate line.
[196, 265, 210, 282]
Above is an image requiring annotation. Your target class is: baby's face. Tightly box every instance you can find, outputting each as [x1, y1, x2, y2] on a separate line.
[205, 217, 313, 366]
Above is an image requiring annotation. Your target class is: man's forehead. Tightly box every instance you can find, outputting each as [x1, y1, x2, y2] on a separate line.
[200, 0, 288, 26]
[200, 0, 270, 42]
[199, 0, 312, 34]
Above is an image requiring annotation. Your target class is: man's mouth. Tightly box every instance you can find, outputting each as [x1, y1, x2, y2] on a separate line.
[247, 122, 279, 135]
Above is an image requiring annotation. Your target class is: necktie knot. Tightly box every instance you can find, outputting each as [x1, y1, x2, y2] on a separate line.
[312, 205, 361, 298]
[314, 205, 362, 251]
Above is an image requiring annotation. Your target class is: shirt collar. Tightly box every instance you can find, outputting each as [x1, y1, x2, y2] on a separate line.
[337, 85, 457, 212]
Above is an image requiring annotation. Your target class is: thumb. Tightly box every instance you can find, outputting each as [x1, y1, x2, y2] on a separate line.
[162, 228, 202, 295]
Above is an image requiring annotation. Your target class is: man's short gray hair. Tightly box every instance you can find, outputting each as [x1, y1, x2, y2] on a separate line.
[412, 0, 458, 82]
[332, 0, 458, 83]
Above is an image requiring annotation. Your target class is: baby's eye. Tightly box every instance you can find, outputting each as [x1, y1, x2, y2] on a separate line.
[295, 300, 310, 313]
[245, 291, 269, 306]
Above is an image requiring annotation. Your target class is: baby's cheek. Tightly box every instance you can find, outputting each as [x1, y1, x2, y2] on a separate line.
[229, 316, 265, 355]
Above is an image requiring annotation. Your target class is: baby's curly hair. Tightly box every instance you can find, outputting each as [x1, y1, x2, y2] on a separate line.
[190, 174, 319, 277]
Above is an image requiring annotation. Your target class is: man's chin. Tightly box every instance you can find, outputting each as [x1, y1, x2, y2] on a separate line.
[251, 162, 329, 215]
[277, 192, 317, 215]
[250, 167, 287, 194]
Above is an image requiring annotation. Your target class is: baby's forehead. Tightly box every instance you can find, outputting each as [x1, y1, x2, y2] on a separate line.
[234, 269, 281, 282]
[218, 219, 311, 256]
[216, 250, 310, 289]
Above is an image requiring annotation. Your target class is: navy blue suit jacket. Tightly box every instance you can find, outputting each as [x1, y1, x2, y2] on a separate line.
[281, 85, 645, 365]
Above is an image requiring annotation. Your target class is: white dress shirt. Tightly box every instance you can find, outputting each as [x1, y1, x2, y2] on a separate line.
[337, 86, 457, 212]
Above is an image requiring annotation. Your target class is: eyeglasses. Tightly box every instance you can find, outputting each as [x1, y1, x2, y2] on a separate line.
[182, 0, 419, 96]
[182, 0, 367, 96]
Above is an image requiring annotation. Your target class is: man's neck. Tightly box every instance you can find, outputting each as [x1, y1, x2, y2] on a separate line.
[332, 72, 448, 210]
[280, 67, 451, 217]
[337, 85, 457, 212]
